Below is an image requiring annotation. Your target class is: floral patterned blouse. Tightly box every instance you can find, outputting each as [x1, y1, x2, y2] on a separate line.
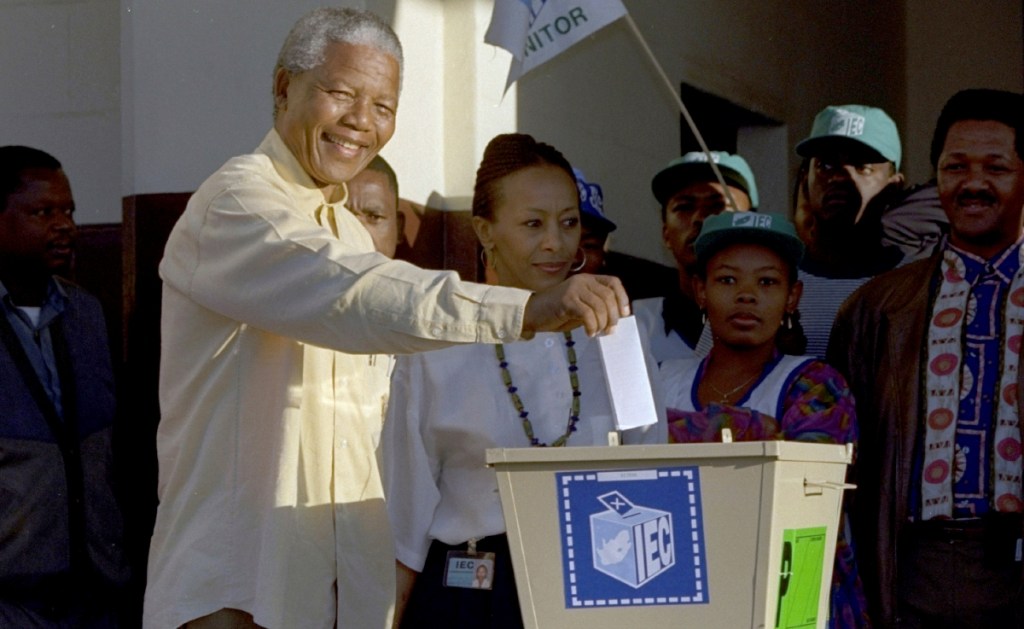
[661, 351, 869, 629]
[664, 355, 857, 446]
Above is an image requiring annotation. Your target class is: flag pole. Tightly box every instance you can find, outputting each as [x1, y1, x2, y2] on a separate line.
[622, 13, 741, 211]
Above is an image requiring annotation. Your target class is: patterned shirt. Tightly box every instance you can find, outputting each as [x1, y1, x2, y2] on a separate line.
[662, 351, 864, 628]
[665, 355, 857, 445]
[950, 243, 1019, 517]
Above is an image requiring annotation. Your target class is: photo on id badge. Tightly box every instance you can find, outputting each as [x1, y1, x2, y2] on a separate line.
[445, 551, 496, 590]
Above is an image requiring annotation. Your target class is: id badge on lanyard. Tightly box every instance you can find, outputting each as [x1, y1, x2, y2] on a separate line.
[444, 539, 495, 590]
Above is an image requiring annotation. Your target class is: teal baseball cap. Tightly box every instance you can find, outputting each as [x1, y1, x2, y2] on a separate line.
[796, 104, 902, 170]
[651, 151, 759, 209]
[694, 211, 804, 269]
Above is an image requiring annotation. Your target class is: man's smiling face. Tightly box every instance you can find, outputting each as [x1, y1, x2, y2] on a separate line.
[273, 41, 399, 202]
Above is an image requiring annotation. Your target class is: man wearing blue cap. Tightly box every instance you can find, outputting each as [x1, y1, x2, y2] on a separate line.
[572, 169, 617, 276]
[634, 151, 758, 364]
[570, 169, 680, 299]
[793, 104, 909, 359]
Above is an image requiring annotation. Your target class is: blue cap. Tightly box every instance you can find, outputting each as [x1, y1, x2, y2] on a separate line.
[574, 168, 616, 234]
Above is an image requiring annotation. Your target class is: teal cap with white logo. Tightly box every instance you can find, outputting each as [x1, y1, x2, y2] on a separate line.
[796, 104, 902, 170]
[694, 211, 804, 269]
[651, 151, 759, 209]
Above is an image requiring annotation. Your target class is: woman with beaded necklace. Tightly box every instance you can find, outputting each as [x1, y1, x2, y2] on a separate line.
[381, 133, 663, 628]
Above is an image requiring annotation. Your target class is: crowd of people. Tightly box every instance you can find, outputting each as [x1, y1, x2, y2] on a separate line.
[2, 6, 1022, 629]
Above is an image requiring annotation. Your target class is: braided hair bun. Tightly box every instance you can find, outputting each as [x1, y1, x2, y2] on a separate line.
[472, 133, 576, 220]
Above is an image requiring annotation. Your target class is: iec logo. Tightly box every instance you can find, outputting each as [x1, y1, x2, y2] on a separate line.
[731, 213, 773, 229]
[732, 213, 755, 227]
[556, 466, 709, 608]
[828, 108, 867, 137]
[591, 490, 675, 587]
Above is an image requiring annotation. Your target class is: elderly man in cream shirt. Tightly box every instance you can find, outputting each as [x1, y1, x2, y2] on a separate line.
[144, 8, 629, 629]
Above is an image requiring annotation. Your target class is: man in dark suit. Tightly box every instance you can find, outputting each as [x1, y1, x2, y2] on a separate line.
[0, 145, 127, 627]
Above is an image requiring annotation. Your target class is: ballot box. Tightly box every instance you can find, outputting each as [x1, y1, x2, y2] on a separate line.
[486, 441, 853, 629]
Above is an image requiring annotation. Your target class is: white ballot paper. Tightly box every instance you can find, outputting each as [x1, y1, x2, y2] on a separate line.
[596, 315, 658, 430]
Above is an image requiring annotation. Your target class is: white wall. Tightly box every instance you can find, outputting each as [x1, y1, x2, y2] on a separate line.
[121, 0, 334, 198]
[904, 0, 1024, 185]
[389, 0, 516, 210]
[0, 0, 120, 225]
[3, 0, 1021, 262]
[119, 0, 514, 213]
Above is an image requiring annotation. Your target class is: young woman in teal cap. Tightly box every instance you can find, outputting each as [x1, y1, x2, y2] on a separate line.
[660, 211, 869, 628]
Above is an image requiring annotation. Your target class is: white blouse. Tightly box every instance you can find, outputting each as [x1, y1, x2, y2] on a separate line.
[382, 330, 665, 572]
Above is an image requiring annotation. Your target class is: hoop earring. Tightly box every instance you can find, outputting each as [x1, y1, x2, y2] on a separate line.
[570, 248, 587, 273]
[701, 309, 708, 326]
[480, 247, 494, 270]
[783, 312, 794, 330]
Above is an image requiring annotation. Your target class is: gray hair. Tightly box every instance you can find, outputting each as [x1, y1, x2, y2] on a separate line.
[276, 8, 403, 85]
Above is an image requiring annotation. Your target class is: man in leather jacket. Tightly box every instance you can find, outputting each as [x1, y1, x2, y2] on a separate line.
[830, 89, 1024, 627]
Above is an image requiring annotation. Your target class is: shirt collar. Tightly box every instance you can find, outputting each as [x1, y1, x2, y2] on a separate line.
[260, 129, 349, 212]
[947, 238, 1023, 285]
[0, 276, 68, 321]
[260, 129, 377, 250]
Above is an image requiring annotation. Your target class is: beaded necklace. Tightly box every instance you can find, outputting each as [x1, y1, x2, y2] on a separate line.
[494, 331, 580, 447]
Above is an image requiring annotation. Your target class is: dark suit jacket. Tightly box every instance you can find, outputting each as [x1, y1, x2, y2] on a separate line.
[0, 278, 128, 600]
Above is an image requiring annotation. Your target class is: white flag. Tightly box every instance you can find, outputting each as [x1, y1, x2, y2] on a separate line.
[485, 0, 628, 88]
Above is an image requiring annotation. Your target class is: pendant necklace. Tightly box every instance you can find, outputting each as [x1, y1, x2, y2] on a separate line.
[706, 371, 758, 404]
[494, 331, 581, 447]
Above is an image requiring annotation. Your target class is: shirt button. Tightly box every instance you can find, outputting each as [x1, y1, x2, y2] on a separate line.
[544, 338, 555, 348]
[430, 326, 442, 337]
[340, 439, 349, 448]
[496, 329, 507, 340]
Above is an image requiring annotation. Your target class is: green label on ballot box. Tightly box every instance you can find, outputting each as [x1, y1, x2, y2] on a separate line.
[775, 526, 826, 629]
